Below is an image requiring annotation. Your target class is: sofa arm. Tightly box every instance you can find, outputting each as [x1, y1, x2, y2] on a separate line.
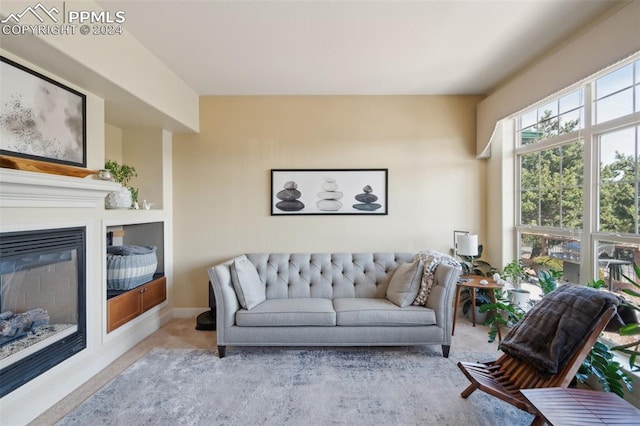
[207, 256, 243, 343]
[425, 262, 462, 341]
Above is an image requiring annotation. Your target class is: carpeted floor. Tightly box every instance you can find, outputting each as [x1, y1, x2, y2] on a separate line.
[56, 346, 533, 425]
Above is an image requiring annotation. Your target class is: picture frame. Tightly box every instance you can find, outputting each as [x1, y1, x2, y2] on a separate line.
[0, 56, 87, 168]
[271, 169, 388, 215]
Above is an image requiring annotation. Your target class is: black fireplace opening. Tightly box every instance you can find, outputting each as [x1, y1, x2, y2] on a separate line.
[0, 227, 86, 397]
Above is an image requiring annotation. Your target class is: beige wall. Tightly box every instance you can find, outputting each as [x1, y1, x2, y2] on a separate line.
[123, 128, 166, 209]
[172, 95, 485, 308]
[105, 123, 123, 162]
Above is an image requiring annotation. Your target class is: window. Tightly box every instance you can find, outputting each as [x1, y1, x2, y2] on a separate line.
[520, 143, 584, 228]
[518, 89, 584, 146]
[598, 126, 639, 234]
[514, 56, 640, 349]
[515, 89, 585, 280]
[594, 61, 640, 124]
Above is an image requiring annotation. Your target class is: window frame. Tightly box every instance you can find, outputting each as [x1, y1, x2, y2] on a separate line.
[514, 56, 640, 288]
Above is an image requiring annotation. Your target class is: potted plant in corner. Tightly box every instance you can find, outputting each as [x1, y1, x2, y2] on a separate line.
[500, 259, 531, 309]
[480, 288, 526, 342]
[104, 160, 138, 209]
[460, 287, 494, 325]
[482, 268, 559, 342]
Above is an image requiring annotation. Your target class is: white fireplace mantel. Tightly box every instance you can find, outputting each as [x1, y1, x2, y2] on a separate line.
[0, 169, 121, 208]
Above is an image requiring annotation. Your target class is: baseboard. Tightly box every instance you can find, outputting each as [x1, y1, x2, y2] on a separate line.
[173, 307, 208, 318]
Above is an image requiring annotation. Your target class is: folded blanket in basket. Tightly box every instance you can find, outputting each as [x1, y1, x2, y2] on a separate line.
[499, 285, 618, 376]
[107, 245, 156, 256]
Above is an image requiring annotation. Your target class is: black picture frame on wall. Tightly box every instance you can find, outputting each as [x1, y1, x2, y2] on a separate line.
[271, 169, 388, 215]
[0, 56, 87, 168]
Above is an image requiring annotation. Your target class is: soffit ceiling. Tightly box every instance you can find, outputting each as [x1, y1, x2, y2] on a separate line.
[97, 0, 622, 96]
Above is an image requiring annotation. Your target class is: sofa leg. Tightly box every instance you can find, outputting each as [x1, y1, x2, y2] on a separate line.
[218, 345, 226, 358]
[442, 345, 450, 358]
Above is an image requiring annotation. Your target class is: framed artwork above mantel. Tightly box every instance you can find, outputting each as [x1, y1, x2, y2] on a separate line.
[271, 169, 388, 215]
[0, 56, 87, 168]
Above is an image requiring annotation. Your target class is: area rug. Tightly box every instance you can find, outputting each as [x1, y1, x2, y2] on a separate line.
[57, 346, 534, 425]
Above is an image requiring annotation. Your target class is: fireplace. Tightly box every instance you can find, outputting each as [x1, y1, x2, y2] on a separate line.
[0, 227, 86, 397]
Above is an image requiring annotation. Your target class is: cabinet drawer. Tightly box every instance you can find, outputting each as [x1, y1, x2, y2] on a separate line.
[142, 276, 166, 312]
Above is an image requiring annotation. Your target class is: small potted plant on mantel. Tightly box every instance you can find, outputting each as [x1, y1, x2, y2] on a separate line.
[104, 160, 138, 209]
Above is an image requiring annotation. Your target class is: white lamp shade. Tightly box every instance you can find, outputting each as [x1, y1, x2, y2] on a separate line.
[457, 234, 479, 256]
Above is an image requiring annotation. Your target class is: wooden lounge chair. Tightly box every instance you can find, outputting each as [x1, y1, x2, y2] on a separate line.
[457, 288, 617, 426]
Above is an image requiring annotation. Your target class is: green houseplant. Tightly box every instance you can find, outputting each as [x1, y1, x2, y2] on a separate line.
[458, 245, 497, 277]
[577, 272, 633, 399]
[480, 288, 525, 343]
[500, 259, 531, 308]
[577, 340, 633, 397]
[612, 263, 640, 372]
[501, 259, 529, 291]
[579, 262, 639, 398]
[460, 287, 494, 324]
[482, 268, 558, 343]
[104, 160, 138, 209]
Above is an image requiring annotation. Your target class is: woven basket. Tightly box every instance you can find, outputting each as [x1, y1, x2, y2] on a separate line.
[106, 245, 158, 290]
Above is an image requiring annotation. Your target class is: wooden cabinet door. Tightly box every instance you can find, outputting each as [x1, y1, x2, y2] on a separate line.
[142, 276, 166, 312]
[107, 290, 142, 333]
[107, 276, 166, 333]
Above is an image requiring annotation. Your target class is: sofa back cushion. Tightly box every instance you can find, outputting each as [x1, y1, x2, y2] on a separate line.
[246, 253, 414, 300]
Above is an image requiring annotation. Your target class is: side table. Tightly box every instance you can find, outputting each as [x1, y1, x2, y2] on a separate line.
[452, 275, 503, 341]
[521, 387, 640, 426]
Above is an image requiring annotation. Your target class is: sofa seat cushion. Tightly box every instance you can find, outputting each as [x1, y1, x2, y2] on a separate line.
[333, 298, 436, 326]
[235, 298, 336, 327]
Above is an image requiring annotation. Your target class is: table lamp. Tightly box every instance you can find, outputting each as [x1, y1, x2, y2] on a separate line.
[454, 230, 479, 274]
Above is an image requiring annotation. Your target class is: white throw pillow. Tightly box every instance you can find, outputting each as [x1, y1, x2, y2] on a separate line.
[230, 257, 266, 310]
[386, 259, 424, 307]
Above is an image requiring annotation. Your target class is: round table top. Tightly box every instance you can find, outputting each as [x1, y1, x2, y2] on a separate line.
[457, 274, 504, 289]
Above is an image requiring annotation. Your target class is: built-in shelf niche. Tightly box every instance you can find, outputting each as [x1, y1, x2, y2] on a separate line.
[106, 221, 165, 296]
[105, 221, 166, 333]
[106, 221, 164, 271]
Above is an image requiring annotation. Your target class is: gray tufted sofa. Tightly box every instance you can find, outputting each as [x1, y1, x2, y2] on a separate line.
[207, 252, 461, 358]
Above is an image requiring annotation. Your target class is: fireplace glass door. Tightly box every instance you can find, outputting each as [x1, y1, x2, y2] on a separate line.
[0, 227, 86, 396]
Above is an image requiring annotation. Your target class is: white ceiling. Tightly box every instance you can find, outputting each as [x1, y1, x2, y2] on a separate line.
[97, 0, 621, 96]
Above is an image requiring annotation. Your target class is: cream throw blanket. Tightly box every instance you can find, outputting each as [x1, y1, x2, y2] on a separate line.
[412, 250, 460, 306]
